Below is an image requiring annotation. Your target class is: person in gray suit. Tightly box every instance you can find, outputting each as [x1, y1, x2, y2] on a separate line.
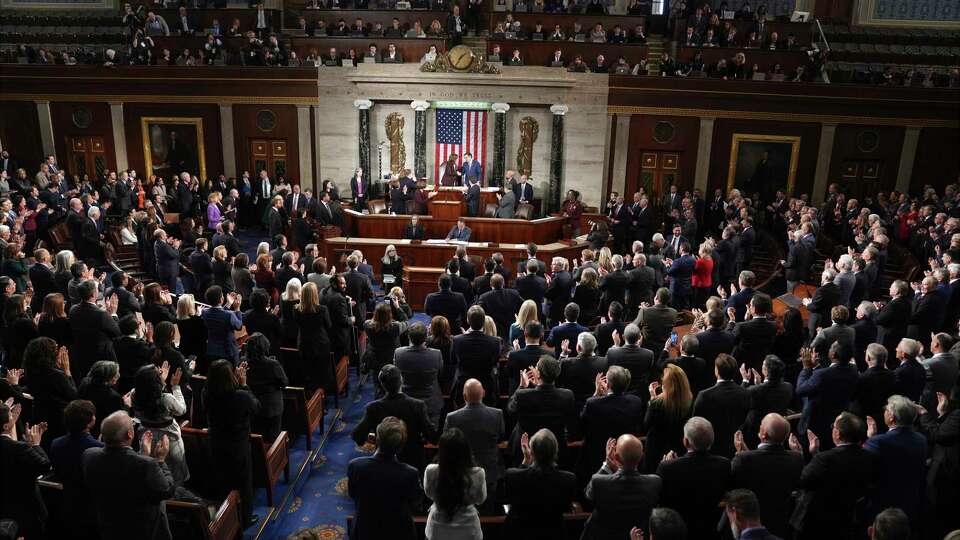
[632, 287, 678, 354]
[810, 305, 856, 364]
[582, 433, 662, 539]
[922, 332, 959, 411]
[393, 322, 445, 427]
[444, 379, 505, 507]
[833, 255, 856, 307]
[495, 186, 516, 218]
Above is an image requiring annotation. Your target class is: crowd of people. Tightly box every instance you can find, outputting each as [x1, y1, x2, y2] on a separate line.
[0, 143, 958, 540]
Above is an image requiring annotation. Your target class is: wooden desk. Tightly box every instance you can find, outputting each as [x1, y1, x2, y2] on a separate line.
[322, 236, 588, 306]
[341, 210, 566, 243]
[773, 283, 815, 322]
[432, 186, 500, 209]
[676, 46, 809, 74]
[488, 39, 647, 66]
[403, 266, 445, 310]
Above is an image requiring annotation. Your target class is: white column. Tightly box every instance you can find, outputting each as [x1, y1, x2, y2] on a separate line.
[109, 102, 128, 172]
[895, 126, 921, 194]
[312, 104, 323, 184]
[694, 116, 715, 194]
[296, 104, 314, 192]
[811, 123, 838, 204]
[610, 113, 631, 196]
[36, 101, 56, 159]
[218, 104, 237, 179]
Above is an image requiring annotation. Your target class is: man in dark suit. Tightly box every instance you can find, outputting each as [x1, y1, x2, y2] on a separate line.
[445, 218, 472, 242]
[659, 333, 710, 398]
[558, 333, 607, 412]
[923, 333, 959, 409]
[864, 395, 928, 524]
[731, 413, 804, 539]
[393, 323, 444, 425]
[626, 253, 655, 315]
[451, 306, 502, 405]
[82, 411, 176, 540]
[852, 343, 897, 432]
[723, 489, 783, 540]
[402, 215, 425, 240]
[783, 228, 813, 293]
[507, 355, 577, 455]
[506, 321, 552, 391]
[347, 415, 423, 540]
[266, 195, 285, 239]
[663, 184, 682, 213]
[189, 238, 214, 296]
[69, 280, 121, 378]
[153, 230, 181, 293]
[608, 195, 633, 253]
[594, 302, 626, 356]
[284, 184, 306, 215]
[720, 271, 756, 323]
[513, 174, 534, 206]
[740, 356, 793, 446]
[796, 342, 859, 450]
[738, 218, 756, 271]
[445, 379, 505, 503]
[908, 276, 946, 349]
[544, 257, 575, 328]
[810, 305, 856, 362]
[849, 258, 871, 308]
[501, 428, 579, 539]
[727, 293, 778, 371]
[79, 206, 105, 267]
[694, 308, 736, 376]
[578, 365, 644, 483]
[455, 246, 476, 283]
[804, 268, 842, 337]
[663, 223, 687, 260]
[893, 338, 926, 402]
[633, 288, 677, 354]
[29, 248, 57, 314]
[515, 259, 547, 319]
[598, 255, 630, 314]
[472, 259, 496, 297]
[714, 226, 739, 290]
[351, 366, 436, 471]
[464, 177, 481, 217]
[345, 254, 373, 317]
[0, 401, 51, 539]
[665, 242, 695, 310]
[459, 152, 483, 185]
[605, 323, 655, 401]
[446, 4, 464, 45]
[876, 280, 912, 353]
[795, 412, 877, 540]
[424, 274, 468, 333]
[656, 417, 731, 540]
[633, 196, 652, 246]
[545, 303, 588, 359]
[582, 433, 662, 539]
[445, 259, 474, 306]
[478, 274, 523, 341]
[692, 354, 750, 458]
[851, 301, 879, 368]
[108, 271, 142, 320]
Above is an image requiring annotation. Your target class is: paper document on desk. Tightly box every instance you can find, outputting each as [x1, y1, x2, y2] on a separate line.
[425, 239, 448, 244]
[777, 293, 803, 309]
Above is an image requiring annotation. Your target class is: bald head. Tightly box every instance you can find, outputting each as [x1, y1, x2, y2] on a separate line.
[463, 378, 484, 404]
[616, 434, 644, 470]
[100, 410, 134, 447]
[759, 413, 790, 444]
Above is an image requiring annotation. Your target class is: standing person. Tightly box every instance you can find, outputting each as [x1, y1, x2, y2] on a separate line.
[204, 359, 261, 528]
[0, 400, 50, 540]
[201, 286, 243, 370]
[296, 282, 333, 395]
[582, 434, 662, 539]
[130, 363, 188, 486]
[394, 322, 444, 427]
[446, 4, 464, 46]
[82, 411, 175, 540]
[643, 364, 693, 472]
[243, 333, 288, 444]
[49, 399, 103, 540]
[423, 427, 487, 540]
[363, 302, 409, 395]
[347, 416, 424, 540]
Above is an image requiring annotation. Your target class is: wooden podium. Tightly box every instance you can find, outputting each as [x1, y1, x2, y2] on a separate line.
[428, 200, 462, 220]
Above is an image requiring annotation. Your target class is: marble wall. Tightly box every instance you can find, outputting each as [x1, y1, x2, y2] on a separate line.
[314, 63, 610, 207]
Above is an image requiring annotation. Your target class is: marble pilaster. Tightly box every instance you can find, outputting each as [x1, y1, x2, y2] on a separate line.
[548, 104, 568, 214]
[411, 100, 429, 179]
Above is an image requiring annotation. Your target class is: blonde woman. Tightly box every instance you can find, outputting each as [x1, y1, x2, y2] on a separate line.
[175, 293, 206, 360]
[381, 244, 404, 288]
[206, 191, 222, 231]
[483, 315, 498, 339]
[693, 242, 714, 307]
[256, 241, 270, 260]
[644, 363, 694, 472]
[280, 277, 302, 347]
[597, 247, 613, 274]
[387, 285, 412, 322]
[295, 282, 332, 393]
[212, 245, 234, 293]
[508, 299, 539, 346]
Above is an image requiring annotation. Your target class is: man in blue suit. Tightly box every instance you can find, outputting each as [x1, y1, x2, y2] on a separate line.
[445, 217, 472, 242]
[347, 416, 423, 540]
[864, 395, 928, 525]
[201, 285, 243, 366]
[513, 174, 534, 207]
[545, 303, 588, 358]
[464, 177, 481, 217]
[796, 341, 859, 450]
[665, 241, 695, 310]
[723, 489, 783, 540]
[720, 270, 756, 322]
[459, 152, 483, 185]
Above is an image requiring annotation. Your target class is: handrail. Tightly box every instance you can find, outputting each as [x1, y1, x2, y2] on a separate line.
[814, 17, 831, 52]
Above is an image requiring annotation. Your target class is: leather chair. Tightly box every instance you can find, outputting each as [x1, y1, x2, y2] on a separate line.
[367, 199, 387, 214]
[483, 202, 498, 218]
[515, 203, 534, 220]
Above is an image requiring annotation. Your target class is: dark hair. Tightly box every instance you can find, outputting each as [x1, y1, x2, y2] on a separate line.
[763, 355, 785, 382]
[649, 507, 688, 540]
[64, 399, 97, 434]
[2, 294, 26, 325]
[835, 411, 865, 444]
[132, 364, 170, 425]
[250, 288, 270, 311]
[152, 321, 177, 366]
[433, 427, 475, 519]
[23, 337, 59, 378]
[467, 305, 486, 330]
[564, 302, 580, 322]
[372, 302, 393, 334]
[751, 292, 772, 315]
[707, 308, 725, 328]
[408, 322, 427, 346]
[77, 279, 98, 302]
[438, 274, 452, 290]
[143, 283, 163, 305]
[205, 285, 224, 306]
[608, 301, 623, 321]
[205, 359, 238, 397]
[524, 320, 543, 340]
[715, 353, 738, 380]
[234, 252, 250, 269]
[379, 364, 402, 394]
[244, 332, 272, 364]
[447, 259, 460, 274]
[724, 489, 761, 520]
[118, 314, 139, 336]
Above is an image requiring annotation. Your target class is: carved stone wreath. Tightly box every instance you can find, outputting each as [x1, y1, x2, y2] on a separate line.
[420, 46, 500, 74]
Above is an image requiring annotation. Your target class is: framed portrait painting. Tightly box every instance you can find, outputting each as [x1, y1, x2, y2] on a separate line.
[727, 134, 801, 200]
[141, 117, 207, 181]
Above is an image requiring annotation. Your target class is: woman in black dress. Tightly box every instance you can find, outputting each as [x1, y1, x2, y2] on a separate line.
[243, 333, 288, 443]
[4, 294, 39, 369]
[204, 359, 261, 527]
[572, 267, 602, 325]
[427, 315, 454, 394]
[77, 360, 127, 437]
[22, 337, 77, 446]
[141, 283, 176, 328]
[380, 245, 405, 289]
[643, 363, 693, 473]
[294, 282, 333, 396]
[152, 321, 194, 401]
[211, 245, 235, 294]
[243, 289, 283, 358]
[363, 302, 409, 396]
[174, 294, 206, 362]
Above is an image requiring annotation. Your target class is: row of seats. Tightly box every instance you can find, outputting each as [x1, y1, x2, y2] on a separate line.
[0, 10, 119, 26]
[1, 31, 126, 45]
[819, 22, 960, 46]
[830, 41, 960, 56]
[827, 61, 960, 87]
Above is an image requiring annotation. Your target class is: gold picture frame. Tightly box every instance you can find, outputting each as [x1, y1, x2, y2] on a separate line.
[727, 134, 801, 197]
[141, 117, 207, 181]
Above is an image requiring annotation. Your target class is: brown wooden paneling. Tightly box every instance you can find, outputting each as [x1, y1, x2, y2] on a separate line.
[625, 114, 699, 197]
[232, 104, 300, 183]
[0, 101, 43, 174]
[154, 8, 281, 34]
[709, 118, 821, 197]
[123, 103, 223, 181]
[292, 9, 451, 29]
[828, 124, 904, 199]
[912, 127, 960, 195]
[488, 40, 646, 66]
[343, 211, 564, 243]
[49, 102, 116, 175]
[488, 12, 647, 35]
[814, 0, 854, 20]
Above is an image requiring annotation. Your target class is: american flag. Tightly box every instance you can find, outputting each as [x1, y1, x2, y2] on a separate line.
[434, 108, 487, 183]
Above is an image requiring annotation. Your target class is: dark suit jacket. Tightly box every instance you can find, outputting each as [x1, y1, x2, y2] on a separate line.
[544, 270, 574, 326]
[851, 318, 877, 367]
[68, 301, 121, 373]
[347, 453, 423, 540]
[634, 305, 677, 353]
[451, 330, 502, 401]
[506, 345, 552, 391]
[513, 182, 534, 204]
[807, 282, 841, 335]
[582, 467, 662, 539]
[351, 393, 436, 470]
[797, 444, 877, 535]
[444, 403, 505, 486]
[796, 363, 859, 444]
[0, 436, 51, 537]
[424, 289, 468, 333]
[29, 263, 56, 313]
[579, 393, 645, 478]
[545, 321, 588, 358]
[627, 265, 655, 308]
[783, 240, 813, 283]
[598, 270, 630, 312]
[692, 381, 750, 458]
[507, 383, 577, 451]
[731, 445, 804, 538]
[501, 465, 578, 539]
[478, 288, 524, 340]
[729, 316, 777, 370]
[694, 327, 736, 372]
[515, 274, 547, 314]
[743, 380, 793, 444]
[661, 354, 710, 398]
[864, 427, 928, 520]
[894, 358, 927, 402]
[402, 223, 425, 240]
[725, 287, 756, 322]
[267, 207, 285, 238]
[656, 451, 730, 540]
[154, 240, 180, 284]
[852, 366, 897, 427]
[605, 344, 655, 398]
[445, 225, 472, 242]
[82, 445, 176, 540]
[909, 292, 947, 343]
[875, 296, 911, 352]
[558, 354, 607, 411]
[345, 269, 373, 306]
[594, 320, 626, 356]
[394, 345, 444, 418]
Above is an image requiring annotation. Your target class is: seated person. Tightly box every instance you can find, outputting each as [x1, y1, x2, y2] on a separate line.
[589, 22, 607, 43]
[630, 24, 647, 43]
[507, 49, 524, 66]
[546, 48, 565, 67]
[403, 215, 426, 240]
[593, 54, 609, 73]
[488, 44, 503, 62]
[446, 217, 472, 242]
[608, 24, 626, 43]
[382, 43, 404, 63]
[549, 24, 565, 40]
[567, 55, 588, 72]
